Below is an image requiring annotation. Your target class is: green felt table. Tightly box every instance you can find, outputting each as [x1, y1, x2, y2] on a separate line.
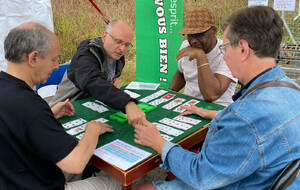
[58, 87, 225, 157]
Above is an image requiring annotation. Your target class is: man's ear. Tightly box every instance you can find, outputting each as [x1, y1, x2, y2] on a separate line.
[239, 40, 251, 62]
[27, 51, 39, 68]
[102, 31, 107, 43]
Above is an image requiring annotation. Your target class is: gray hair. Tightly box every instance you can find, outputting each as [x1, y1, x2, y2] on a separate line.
[4, 23, 53, 63]
[223, 6, 283, 58]
[105, 19, 131, 33]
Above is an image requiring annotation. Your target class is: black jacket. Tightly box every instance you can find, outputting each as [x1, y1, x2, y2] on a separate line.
[50, 37, 136, 112]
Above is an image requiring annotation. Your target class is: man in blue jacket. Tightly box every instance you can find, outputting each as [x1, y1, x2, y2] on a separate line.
[133, 6, 300, 190]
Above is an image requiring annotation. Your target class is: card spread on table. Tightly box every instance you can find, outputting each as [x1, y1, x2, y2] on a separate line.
[82, 101, 108, 113]
[95, 100, 107, 106]
[161, 134, 174, 141]
[76, 133, 84, 140]
[66, 124, 86, 135]
[161, 94, 175, 100]
[62, 118, 87, 129]
[94, 117, 109, 123]
[139, 90, 168, 103]
[153, 122, 184, 137]
[173, 115, 202, 125]
[162, 98, 186, 110]
[148, 93, 175, 106]
[173, 99, 200, 113]
[124, 90, 141, 98]
[159, 118, 193, 130]
[149, 98, 167, 106]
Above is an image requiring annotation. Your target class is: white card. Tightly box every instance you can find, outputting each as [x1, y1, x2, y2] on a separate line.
[76, 133, 84, 140]
[149, 98, 167, 106]
[162, 98, 186, 110]
[173, 99, 200, 113]
[94, 117, 109, 123]
[124, 90, 141, 98]
[95, 100, 107, 106]
[82, 101, 108, 113]
[159, 118, 193, 130]
[153, 122, 184, 136]
[62, 118, 87, 129]
[66, 124, 86, 135]
[173, 115, 202, 125]
[161, 134, 174, 141]
[139, 90, 168, 103]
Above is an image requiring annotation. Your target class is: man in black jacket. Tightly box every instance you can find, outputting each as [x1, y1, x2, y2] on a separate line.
[50, 19, 145, 125]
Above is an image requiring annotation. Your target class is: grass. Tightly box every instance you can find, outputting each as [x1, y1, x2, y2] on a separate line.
[51, 0, 300, 85]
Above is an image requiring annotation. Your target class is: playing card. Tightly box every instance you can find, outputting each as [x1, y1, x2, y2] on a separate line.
[66, 124, 86, 135]
[173, 99, 200, 113]
[149, 98, 167, 106]
[82, 101, 108, 113]
[161, 134, 174, 141]
[173, 115, 202, 125]
[139, 90, 168, 102]
[62, 118, 87, 129]
[162, 98, 186, 110]
[159, 118, 193, 130]
[124, 90, 141, 98]
[94, 117, 109, 123]
[153, 122, 184, 136]
[76, 133, 84, 140]
[161, 94, 175, 100]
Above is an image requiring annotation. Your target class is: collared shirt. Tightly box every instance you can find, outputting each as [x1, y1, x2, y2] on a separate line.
[232, 66, 274, 101]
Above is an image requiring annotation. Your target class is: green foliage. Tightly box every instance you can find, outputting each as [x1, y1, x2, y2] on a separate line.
[51, 0, 299, 85]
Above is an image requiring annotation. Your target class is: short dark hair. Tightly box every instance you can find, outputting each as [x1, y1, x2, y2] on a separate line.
[223, 6, 283, 58]
[4, 23, 53, 63]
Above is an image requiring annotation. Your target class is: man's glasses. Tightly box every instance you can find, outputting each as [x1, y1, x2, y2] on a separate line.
[106, 32, 133, 49]
[219, 42, 232, 54]
[186, 27, 212, 40]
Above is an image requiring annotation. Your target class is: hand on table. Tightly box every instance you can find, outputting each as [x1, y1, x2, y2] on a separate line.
[125, 101, 146, 125]
[85, 120, 114, 136]
[133, 118, 167, 155]
[180, 103, 217, 120]
[51, 99, 75, 119]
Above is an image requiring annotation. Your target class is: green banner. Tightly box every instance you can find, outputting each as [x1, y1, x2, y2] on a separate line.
[135, 0, 183, 88]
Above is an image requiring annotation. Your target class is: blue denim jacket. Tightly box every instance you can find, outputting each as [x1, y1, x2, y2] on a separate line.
[155, 66, 300, 190]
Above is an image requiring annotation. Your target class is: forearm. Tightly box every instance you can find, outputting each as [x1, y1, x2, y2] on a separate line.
[169, 70, 185, 91]
[196, 60, 224, 101]
[57, 129, 99, 174]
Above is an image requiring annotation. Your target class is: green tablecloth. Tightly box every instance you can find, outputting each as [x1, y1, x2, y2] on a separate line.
[58, 87, 225, 155]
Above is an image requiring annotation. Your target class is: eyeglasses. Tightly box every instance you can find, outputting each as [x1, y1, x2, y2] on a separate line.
[186, 27, 212, 40]
[219, 42, 233, 54]
[106, 32, 133, 49]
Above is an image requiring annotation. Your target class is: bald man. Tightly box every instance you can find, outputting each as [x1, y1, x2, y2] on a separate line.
[50, 19, 145, 125]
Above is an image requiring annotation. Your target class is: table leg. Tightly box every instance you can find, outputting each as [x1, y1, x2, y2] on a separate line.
[122, 183, 132, 190]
